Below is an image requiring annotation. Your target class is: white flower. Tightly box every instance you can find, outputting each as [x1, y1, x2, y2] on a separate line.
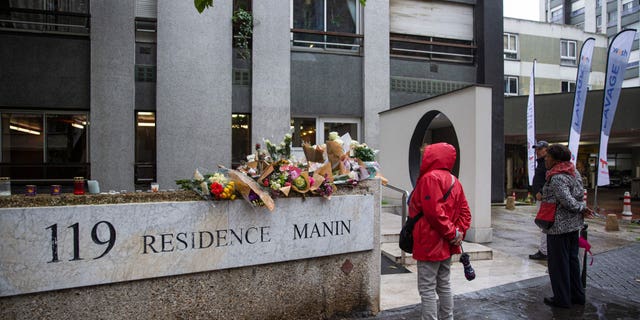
[328, 131, 339, 141]
[284, 133, 292, 139]
[200, 181, 209, 195]
[193, 169, 204, 181]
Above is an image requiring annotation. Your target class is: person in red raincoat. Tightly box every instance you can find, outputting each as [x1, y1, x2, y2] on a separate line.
[408, 142, 472, 320]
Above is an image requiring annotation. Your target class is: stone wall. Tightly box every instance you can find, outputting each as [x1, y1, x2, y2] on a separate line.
[0, 181, 381, 319]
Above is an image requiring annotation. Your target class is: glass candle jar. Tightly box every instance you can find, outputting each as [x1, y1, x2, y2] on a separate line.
[25, 185, 37, 196]
[50, 185, 61, 196]
[0, 177, 10, 196]
[73, 177, 85, 195]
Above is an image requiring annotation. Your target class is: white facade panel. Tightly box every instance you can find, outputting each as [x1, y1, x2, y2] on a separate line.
[390, 0, 473, 40]
[504, 60, 521, 75]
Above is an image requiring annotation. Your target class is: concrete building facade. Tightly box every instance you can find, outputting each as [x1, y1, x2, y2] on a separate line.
[541, 0, 640, 86]
[503, 17, 609, 96]
[1, 0, 504, 200]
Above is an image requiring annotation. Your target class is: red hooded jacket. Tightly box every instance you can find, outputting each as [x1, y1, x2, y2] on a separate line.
[408, 143, 472, 261]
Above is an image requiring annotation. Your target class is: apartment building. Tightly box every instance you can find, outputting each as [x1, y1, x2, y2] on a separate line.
[542, 0, 640, 86]
[0, 0, 504, 199]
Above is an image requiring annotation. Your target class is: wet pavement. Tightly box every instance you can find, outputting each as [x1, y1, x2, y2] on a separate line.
[363, 242, 640, 320]
[350, 187, 640, 319]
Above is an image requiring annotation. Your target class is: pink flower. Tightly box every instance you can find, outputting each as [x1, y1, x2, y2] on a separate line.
[289, 167, 301, 179]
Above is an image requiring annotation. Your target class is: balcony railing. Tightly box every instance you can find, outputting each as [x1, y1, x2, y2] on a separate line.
[390, 34, 476, 64]
[291, 28, 363, 54]
[0, 7, 90, 36]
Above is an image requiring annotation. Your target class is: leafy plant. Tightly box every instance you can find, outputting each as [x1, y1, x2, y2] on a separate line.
[353, 144, 376, 161]
[233, 8, 253, 60]
[194, 0, 213, 13]
[195, 0, 366, 14]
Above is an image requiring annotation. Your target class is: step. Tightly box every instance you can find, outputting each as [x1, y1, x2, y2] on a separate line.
[381, 211, 402, 244]
[381, 241, 493, 265]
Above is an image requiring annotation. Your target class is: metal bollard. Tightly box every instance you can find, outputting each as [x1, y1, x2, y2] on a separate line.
[581, 224, 588, 289]
[622, 191, 632, 216]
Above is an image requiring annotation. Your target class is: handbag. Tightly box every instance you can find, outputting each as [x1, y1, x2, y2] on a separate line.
[534, 202, 557, 230]
[399, 174, 456, 254]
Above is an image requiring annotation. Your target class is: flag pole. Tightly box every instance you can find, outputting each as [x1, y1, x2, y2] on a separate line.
[594, 29, 637, 212]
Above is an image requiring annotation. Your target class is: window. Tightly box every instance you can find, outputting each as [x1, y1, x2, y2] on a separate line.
[1, 112, 89, 182]
[135, 65, 156, 82]
[0, 0, 90, 35]
[289, 117, 360, 148]
[550, 6, 563, 23]
[135, 112, 156, 188]
[503, 33, 518, 60]
[622, 0, 635, 14]
[504, 76, 518, 96]
[291, 0, 362, 51]
[607, 12, 616, 27]
[291, 118, 317, 147]
[232, 114, 251, 166]
[320, 119, 359, 143]
[135, 19, 157, 43]
[561, 39, 577, 65]
[233, 69, 251, 86]
[561, 81, 576, 92]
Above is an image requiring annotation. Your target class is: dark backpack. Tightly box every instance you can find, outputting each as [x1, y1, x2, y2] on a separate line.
[399, 175, 455, 254]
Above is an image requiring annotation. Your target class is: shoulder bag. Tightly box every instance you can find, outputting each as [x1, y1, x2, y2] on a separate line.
[399, 174, 456, 254]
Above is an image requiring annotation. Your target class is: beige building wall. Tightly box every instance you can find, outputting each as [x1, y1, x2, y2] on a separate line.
[379, 86, 493, 243]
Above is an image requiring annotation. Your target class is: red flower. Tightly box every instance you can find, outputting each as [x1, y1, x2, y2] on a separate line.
[210, 182, 224, 198]
[263, 179, 270, 187]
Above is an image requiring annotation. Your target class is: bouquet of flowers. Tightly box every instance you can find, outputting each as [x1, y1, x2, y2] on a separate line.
[264, 133, 292, 161]
[176, 169, 238, 201]
[351, 142, 378, 162]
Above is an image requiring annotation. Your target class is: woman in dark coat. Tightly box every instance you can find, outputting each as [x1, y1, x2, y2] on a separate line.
[540, 144, 593, 308]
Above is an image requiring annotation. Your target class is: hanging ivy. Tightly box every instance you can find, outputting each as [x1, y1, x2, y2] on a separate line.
[233, 8, 253, 60]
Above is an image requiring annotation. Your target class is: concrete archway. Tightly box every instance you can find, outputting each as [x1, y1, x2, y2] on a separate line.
[379, 86, 492, 243]
[408, 111, 460, 187]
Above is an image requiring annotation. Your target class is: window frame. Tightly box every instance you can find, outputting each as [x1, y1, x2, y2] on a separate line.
[289, 116, 362, 148]
[290, 0, 363, 53]
[560, 39, 578, 66]
[561, 80, 576, 93]
[504, 76, 519, 96]
[0, 110, 91, 184]
[503, 33, 519, 60]
[550, 5, 563, 23]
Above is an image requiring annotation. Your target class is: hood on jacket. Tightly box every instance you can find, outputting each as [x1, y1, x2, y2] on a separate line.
[546, 161, 575, 181]
[419, 142, 456, 178]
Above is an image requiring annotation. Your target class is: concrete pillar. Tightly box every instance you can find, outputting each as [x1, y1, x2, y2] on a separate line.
[584, 0, 596, 33]
[601, 1, 608, 35]
[363, 0, 390, 148]
[156, 1, 232, 188]
[475, 0, 505, 202]
[90, 0, 135, 191]
[617, 0, 622, 33]
[251, 0, 291, 147]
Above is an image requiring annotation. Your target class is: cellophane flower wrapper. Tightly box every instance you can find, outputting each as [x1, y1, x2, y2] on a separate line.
[228, 169, 275, 211]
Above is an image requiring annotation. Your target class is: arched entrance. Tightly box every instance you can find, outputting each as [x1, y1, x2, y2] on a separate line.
[409, 111, 460, 187]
